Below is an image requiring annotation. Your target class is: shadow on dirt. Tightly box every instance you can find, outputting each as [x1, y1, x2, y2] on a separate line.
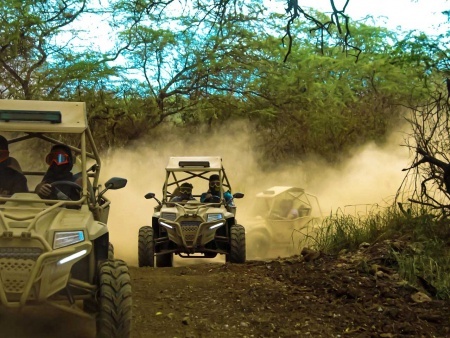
[0, 304, 95, 338]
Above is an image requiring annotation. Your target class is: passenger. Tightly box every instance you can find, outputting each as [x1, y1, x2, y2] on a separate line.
[297, 204, 311, 217]
[200, 174, 234, 206]
[35, 144, 81, 200]
[171, 182, 196, 202]
[0, 135, 28, 196]
[272, 199, 298, 220]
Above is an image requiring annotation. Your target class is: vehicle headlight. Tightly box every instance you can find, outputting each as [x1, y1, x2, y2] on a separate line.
[209, 221, 225, 230]
[161, 212, 177, 221]
[57, 250, 87, 265]
[53, 231, 85, 249]
[160, 221, 174, 229]
[207, 213, 223, 222]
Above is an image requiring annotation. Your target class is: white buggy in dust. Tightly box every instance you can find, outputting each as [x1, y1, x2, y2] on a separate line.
[246, 186, 323, 259]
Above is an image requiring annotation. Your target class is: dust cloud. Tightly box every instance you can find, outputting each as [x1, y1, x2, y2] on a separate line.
[100, 122, 412, 266]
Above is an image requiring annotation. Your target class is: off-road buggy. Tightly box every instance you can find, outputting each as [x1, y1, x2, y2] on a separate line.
[0, 100, 131, 337]
[246, 186, 323, 259]
[138, 156, 245, 267]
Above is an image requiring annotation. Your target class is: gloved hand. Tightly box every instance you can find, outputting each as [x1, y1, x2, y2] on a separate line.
[36, 183, 52, 197]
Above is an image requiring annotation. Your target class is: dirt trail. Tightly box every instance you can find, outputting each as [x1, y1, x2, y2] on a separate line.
[130, 243, 450, 338]
[0, 305, 95, 337]
[2, 243, 450, 338]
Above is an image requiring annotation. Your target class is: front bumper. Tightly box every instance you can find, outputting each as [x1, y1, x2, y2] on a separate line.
[0, 234, 91, 307]
[158, 218, 226, 252]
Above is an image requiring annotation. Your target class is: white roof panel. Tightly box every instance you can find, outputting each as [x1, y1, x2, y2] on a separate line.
[0, 99, 87, 133]
[256, 186, 305, 197]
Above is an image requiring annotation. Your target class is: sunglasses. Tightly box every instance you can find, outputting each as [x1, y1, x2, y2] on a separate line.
[180, 188, 192, 194]
[0, 150, 9, 163]
[46, 151, 70, 165]
[209, 181, 221, 187]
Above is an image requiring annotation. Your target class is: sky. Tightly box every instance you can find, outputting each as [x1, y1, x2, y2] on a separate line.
[69, 0, 449, 53]
[282, 0, 449, 35]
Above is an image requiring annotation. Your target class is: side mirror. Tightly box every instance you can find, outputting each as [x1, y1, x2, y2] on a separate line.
[145, 193, 155, 199]
[233, 192, 244, 199]
[97, 177, 127, 201]
[105, 177, 127, 190]
[145, 192, 161, 205]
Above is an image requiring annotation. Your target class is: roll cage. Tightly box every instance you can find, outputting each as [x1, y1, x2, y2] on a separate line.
[163, 156, 233, 204]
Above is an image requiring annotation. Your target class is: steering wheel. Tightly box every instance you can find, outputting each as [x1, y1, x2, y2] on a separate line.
[50, 181, 82, 200]
[205, 195, 221, 203]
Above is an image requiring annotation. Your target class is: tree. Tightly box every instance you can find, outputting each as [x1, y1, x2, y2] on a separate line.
[241, 18, 432, 163]
[399, 89, 450, 218]
[0, 0, 115, 100]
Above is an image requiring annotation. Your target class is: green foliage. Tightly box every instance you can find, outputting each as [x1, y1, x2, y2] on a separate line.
[0, 0, 117, 100]
[1, 1, 448, 161]
[314, 204, 450, 299]
[314, 208, 388, 253]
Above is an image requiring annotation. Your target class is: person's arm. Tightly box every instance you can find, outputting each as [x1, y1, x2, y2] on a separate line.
[224, 191, 234, 206]
[35, 181, 52, 197]
[12, 174, 28, 193]
[287, 208, 299, 219]
[200, 192, 211, 202]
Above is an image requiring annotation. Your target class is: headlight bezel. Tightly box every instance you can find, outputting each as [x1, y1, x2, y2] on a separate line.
[53, 231, 85, 249]
[206, 213, 223, 222]
[161, 212, 177, 221]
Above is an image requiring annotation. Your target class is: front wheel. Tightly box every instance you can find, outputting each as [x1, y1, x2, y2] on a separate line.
[108, 242, 114, 260]
[96, 259, 132, 338]
[227, 224, 246, 263]
[138, 226, 154, 267]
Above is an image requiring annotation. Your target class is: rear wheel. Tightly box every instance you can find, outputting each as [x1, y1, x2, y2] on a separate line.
[227, 224, 246, 263]
[96, 259, 132, 338]
[138, 226, 154, 267]
[156, 253, 173, 267]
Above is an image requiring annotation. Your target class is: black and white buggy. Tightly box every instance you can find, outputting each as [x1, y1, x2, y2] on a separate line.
[138, 156, 245, 267]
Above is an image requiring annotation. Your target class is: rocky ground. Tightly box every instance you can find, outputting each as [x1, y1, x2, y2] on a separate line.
[130, 240, 450, 338]
[1, 239, 448, 338]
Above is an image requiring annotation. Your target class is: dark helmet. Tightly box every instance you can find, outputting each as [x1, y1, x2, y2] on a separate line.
[209, 174, 220, 181]
[180, 182, 193, 190]
[0, 135, 8, 151]
[209, 174, 221, 191]
[0, 135, 10, 163]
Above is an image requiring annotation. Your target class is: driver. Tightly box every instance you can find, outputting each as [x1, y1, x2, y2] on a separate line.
[200, 174, 234, 206]
[35, 144, 81, 200]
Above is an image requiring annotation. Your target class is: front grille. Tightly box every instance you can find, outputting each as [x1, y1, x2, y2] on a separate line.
[180, 221, 201, 246]
[0, 258, 36, 293]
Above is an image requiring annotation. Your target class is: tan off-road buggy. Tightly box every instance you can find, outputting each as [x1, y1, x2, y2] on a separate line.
[138, 156, 245, 267]
[0, 100, 131, 337]
[246, 186, 323, 259]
